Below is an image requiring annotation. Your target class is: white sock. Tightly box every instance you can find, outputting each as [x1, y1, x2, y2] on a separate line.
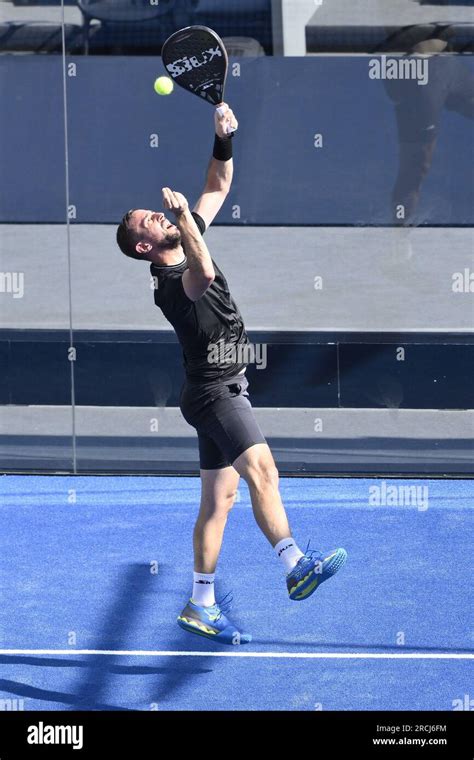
[274, 537, 304, 574]
[191, 572, 216, 607]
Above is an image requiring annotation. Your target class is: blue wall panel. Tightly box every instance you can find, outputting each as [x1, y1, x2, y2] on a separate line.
[1, 55, 472, 224]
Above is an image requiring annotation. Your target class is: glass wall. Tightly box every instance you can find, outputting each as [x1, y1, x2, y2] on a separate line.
[0, 0, 76, 471]
[1, 0, 473, 474]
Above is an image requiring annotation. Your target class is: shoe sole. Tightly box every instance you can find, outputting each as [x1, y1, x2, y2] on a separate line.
[177, 617, 252, 645]
[289, 548, 348, 601]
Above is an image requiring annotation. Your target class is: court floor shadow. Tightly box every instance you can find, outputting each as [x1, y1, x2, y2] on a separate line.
[69, 562, 214, 710]
[0, 677, 131, 711]
[0, 563, 213, 710]
[252, 639, 474, 653]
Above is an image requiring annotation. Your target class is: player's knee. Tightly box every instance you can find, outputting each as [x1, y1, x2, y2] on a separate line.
[223, 489, 238, 511]
[215, 495, 235, 521]
[201, 489, 237, 519]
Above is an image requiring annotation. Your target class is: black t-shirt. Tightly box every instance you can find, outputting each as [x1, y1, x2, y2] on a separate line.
[150, 211, 250, 382]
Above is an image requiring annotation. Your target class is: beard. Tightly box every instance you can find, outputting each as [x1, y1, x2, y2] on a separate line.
[156, 229, 181, 250]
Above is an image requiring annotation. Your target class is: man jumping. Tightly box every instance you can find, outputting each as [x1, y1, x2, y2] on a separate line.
[116, 103, 347, 645]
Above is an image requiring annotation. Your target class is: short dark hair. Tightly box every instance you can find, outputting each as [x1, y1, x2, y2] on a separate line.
[116, 209, 142, 260]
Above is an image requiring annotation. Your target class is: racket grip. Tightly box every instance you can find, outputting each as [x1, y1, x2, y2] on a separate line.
[216, 105, 235, 136]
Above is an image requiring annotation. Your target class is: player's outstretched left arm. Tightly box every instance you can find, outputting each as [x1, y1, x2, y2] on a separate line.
[192, 102, 238, 229]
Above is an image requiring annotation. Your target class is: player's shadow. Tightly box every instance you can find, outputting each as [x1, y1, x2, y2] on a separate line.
[146, 584, 240, 709]
[253, 639, 474, 653]
[0, 675, 133, 711]
[145, 634, 222, 710]
[0, 563, 213, 710]
[69, 562, 214, 710]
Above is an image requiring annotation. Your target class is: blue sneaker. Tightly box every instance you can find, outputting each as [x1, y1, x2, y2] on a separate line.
[287, 546, 347, 601]
[177, 594, 252, 646]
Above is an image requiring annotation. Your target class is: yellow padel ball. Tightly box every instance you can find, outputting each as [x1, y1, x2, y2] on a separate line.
[154, 76, 174, 95]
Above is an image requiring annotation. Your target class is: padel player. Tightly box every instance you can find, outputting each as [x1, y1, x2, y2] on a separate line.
[116, 103, 347, 645]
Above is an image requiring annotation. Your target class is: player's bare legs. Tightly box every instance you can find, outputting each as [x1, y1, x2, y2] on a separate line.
[233, 442, 347, 602]
[178, 465, 252, 644]
[194, 466, 240, 574]
[231, 443, 291, 546]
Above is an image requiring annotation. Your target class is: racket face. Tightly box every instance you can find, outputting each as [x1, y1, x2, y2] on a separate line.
[162, 25, 229, 106]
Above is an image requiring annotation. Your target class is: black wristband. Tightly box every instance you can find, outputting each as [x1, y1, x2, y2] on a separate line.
[213, 133, 233, 161]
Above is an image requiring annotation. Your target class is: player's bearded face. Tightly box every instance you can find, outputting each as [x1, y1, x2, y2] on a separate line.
[155, 226, 181, 250]
[137, 211, 181, 251]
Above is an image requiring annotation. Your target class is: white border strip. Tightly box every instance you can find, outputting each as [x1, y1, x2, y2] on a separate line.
[0, 650, 472, 659]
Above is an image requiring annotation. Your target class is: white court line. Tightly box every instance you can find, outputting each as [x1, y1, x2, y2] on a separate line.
[0, 650, 472, 659]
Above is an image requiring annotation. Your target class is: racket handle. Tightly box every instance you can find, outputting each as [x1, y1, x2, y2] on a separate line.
[216, 105, 235, 136]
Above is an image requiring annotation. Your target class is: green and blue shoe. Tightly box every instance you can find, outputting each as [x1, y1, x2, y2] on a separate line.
[177, 593, 252, 645]
[287, 546, 347, 601]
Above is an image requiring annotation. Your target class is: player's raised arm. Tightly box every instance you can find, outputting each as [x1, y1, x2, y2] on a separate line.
[192, 103, 238, 229]
[162, 187, 215, 302]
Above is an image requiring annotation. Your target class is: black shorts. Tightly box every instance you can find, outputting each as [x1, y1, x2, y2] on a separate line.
[179, 370, 267, 470]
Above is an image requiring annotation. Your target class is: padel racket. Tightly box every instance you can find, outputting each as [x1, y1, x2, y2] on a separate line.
[162, 25, 234, 134]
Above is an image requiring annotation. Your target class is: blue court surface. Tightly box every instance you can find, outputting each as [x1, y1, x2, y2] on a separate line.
[0, 475, 472, 711]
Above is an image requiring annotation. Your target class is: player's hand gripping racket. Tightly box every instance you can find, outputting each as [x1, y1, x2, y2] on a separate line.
[162, 25, 236, 135]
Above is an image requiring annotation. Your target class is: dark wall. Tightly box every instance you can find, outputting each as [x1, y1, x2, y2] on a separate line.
[1, 329, 472, 409]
